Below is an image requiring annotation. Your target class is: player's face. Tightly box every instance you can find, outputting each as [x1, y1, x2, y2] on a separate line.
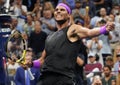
[54, 6, 70, 21]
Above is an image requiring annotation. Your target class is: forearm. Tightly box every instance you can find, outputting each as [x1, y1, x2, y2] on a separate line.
[33, 50, 46, 68]
[77, 57, 84, 66]
[97, 43, 102, 50]
[87, 41, 93, 49]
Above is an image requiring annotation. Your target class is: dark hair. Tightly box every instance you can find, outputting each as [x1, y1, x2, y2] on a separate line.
[103, 65, 111, 71]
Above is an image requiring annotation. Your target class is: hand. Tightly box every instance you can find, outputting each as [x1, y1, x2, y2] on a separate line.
[106, 22, 115, 32]
[21, 64, 28, 70]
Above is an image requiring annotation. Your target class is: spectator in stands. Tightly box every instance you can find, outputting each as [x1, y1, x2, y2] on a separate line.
[102, 65, 116, 85]
[74, 54, 84, 85]
[32, 0, 43, 20]
[84, 52, 102, 79]
[90, 11, 100, 28]
[116, 72, 120, 85]
[22, 0, 37, 11]
[111, 4, 120, 16]
[112, 0, 120, 6]
[86, 36, 103, 65]
[28, 20, 47, 59]
[43, 1, 55, 15]
[40, 9, 56, 35]
[114, 53, 120, 76]
[105, 56, 114, 74]
[82, 0, 96, 18]
[91, 0, 104, 13]
[10, 0, 28, 25]
[113, 45, 120, 63]
[104, 0, 113, 14]
[98, 19, 112, 64]
[109, 13, 120, 55]
[7, 53, 19, 85]
[15, 53, 40, 85]
[10, 0, 27, 16]
[91, 75, 102, 85]
[10, 16, 23, 33]
[72, 0, 85, 21]
[99, 8, 109, 21]
[86, 37, 103, 56]
[23, 14, 35, 36]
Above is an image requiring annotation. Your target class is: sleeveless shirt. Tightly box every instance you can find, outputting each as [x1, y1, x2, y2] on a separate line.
[41, 26, 81, 78]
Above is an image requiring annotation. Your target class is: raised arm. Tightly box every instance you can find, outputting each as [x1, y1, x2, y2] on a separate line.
[68, 22, 114, 41]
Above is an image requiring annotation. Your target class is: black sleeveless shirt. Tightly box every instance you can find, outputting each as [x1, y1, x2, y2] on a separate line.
[41, 26, 81, 78]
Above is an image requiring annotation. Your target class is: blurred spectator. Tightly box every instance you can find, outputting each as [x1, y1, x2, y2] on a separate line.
[116, 73, 120, 85]
[114, 53, 120, 76]
[84, 52, 102, 80]
[86, 37, 103, 56]
[40, 9, 56, 35]
[15, 54, 40, 85]
[28, 20, 47, 58]
[102, 65, 116, 85]
[90, 11, 100, 28]
[43, 1, 55, 15]
[75, 19, 84, 26]
[0, 0, 6, 13]
[111, 4, 120, 16]
[99, 8, 109, 21]
[105, 56, 114, 72]
[72, 0, 85, 21]
[86, 37, 103, 65]
[91, 75, 102, 85]
[7, 53, 19, 85]
[22, 0, 37, 11]
[104, 0, 113, 14]
[112, 0, 120, 5]
[91, 0, 104, 13]
[74, 54, 84, 85]
[23, 14, 35, 36]
[10, 16, 24, 33]
[82, 0, 96, 18]
[109, 14, 120, 55]
[98, 19, 112, 64]
[113, 45, 120, 63]
[32, 0, 43, 20]
[10, 0, 27, 16]
[9, 0, 28, 25]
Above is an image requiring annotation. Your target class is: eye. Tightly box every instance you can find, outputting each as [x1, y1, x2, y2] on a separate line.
[55, 8, 58, 12]
[60, 9, 65, 11]
[55, 8, 66, 12]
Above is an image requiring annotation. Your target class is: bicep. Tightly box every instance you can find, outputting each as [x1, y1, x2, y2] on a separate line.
[77, 27, 101, 38]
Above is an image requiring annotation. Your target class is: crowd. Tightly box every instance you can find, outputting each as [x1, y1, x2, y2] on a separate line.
[0, 0, 120, 85]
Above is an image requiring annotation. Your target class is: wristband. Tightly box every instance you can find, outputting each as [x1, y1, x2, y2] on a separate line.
[100, 25, 107, 34]
[33, 60, 40, 68]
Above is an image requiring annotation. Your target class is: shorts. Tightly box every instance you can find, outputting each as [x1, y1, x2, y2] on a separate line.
[37, 71, 75, 85]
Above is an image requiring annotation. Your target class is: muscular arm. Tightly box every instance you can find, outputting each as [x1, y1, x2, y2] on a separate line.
[68, 22, 114, 41]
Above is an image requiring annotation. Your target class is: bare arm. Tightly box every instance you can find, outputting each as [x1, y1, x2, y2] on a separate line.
[38, 49, 46, 65]
[76, 57, 84, 66]
[68, 22, 114, 41]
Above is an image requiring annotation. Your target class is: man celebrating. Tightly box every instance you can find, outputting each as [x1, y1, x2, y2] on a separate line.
[31, 3, 114, 85]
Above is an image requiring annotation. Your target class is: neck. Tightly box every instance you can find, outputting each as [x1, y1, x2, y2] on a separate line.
[105, 74, 111, 81]
[56, 20, 70, 30]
